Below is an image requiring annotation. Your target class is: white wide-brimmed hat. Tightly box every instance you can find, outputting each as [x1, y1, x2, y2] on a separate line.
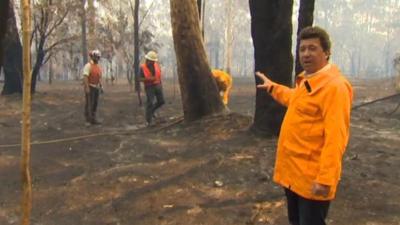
[145, 51, 158, 61]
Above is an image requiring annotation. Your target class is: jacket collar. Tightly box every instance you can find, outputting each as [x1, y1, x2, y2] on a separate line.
[296, 64, 340, 94]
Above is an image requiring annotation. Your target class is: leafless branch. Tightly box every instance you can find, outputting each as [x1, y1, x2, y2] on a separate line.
[44, 36, 78, 53]
[45, 8, 69, 38]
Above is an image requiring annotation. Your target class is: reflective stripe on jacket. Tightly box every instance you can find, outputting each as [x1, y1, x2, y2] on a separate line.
[270, 64, 353, 200]
[141, 63, 161, 86]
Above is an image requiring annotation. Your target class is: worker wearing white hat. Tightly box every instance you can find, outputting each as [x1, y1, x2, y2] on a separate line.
[140, 51, 165, 126]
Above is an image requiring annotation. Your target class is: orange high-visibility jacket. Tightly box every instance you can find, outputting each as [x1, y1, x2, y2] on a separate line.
[269, 64, 353, 200]
[141, 63, 161, 86]
[212, 69, 233, 105]
[83, 62, 102, 85]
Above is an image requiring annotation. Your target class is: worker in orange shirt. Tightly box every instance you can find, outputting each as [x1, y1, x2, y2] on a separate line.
[140, 51, 165, 126]
[256, 26, 353, 225]
[212, 69, 232, 106]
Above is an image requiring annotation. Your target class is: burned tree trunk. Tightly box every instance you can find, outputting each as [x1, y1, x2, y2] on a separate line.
[249, 0, 293, 135]
[170, 0, 225, 121]
[2, 0, 23, 95]
[295, 0, 315, 75]
[0, 0, 10, 72]
[31, 39, 45, 93]
[133, 0, 142, 105]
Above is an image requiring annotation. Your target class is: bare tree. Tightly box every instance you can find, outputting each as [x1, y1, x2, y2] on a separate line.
[2, 0, 23, 95]
[249, 0, 294, 135]
[30, 0, 72, 92]
[170, 0, 225, 121]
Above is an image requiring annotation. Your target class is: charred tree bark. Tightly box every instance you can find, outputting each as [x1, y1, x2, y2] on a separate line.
[170, 0, 225, 121]
[133, 0, 142, 105]
[0, 0, 10, 71]
[249, 0, 293, 135]
[2, 0, 23, 95]
[295, 0, 315, 75]
[31, 39, 45, 93]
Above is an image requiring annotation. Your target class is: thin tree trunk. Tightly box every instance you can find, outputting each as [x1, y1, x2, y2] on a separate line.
[249, 0, 294, 135]
[170, 0, 224, 121]
[224, 0, 233, 74]
[80, 0, 88, 64]
[48, 59, 53, 84]
[295, 0, 315, 75]
[2, 0, 23, 95]
[133, 0, 142, 105]
[31, 39, 45, 93]
[20, 0, 32, 224]
[87, 0, 95, 51]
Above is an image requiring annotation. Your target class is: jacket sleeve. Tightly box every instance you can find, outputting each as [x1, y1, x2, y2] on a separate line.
[316, 81, 353, 186]
[269, 82, 295, 107]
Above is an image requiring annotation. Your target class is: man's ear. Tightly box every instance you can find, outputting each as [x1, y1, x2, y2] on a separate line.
[325, 51, 331, 60]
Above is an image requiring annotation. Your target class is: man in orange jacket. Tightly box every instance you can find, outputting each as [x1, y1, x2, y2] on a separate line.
[256, 26, 353, 225]
[212, 69, 232, 106]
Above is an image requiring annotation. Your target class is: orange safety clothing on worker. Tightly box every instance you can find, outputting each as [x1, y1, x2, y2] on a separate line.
[212, 69, 233, 105]
[88, 64, 102, 85]
[269, 64, 353, 201]
[141, 63, 161, 86]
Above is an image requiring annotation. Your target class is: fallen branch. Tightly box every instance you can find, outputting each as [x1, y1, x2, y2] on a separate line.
[352, 93, 400, 110]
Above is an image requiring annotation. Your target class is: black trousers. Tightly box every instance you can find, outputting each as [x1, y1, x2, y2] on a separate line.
[84, 86, 99, 123]
[145, 84, 165, 123]
[285, 188, 330, 225]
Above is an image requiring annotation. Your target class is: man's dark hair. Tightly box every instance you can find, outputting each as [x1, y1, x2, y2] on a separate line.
[299, 26, 331, 53]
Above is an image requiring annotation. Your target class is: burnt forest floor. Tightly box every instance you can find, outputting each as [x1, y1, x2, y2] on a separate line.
[0, 77, 399, 225]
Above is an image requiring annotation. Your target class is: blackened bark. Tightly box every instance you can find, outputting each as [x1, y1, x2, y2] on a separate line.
[2, 0, 23, 95]
[295, 0, 315, 75]
[249, 0, 293, 135]
[0, 0, 10, 71]
[170, 0, 225, 121]
[133, 0, 141, 105]
[31, 40, 45, 93]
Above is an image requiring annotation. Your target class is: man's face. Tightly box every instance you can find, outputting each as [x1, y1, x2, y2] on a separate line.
[92, 56, 100, 64]
[146, 60, 154, 66]
[299, 38, 329, 74]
